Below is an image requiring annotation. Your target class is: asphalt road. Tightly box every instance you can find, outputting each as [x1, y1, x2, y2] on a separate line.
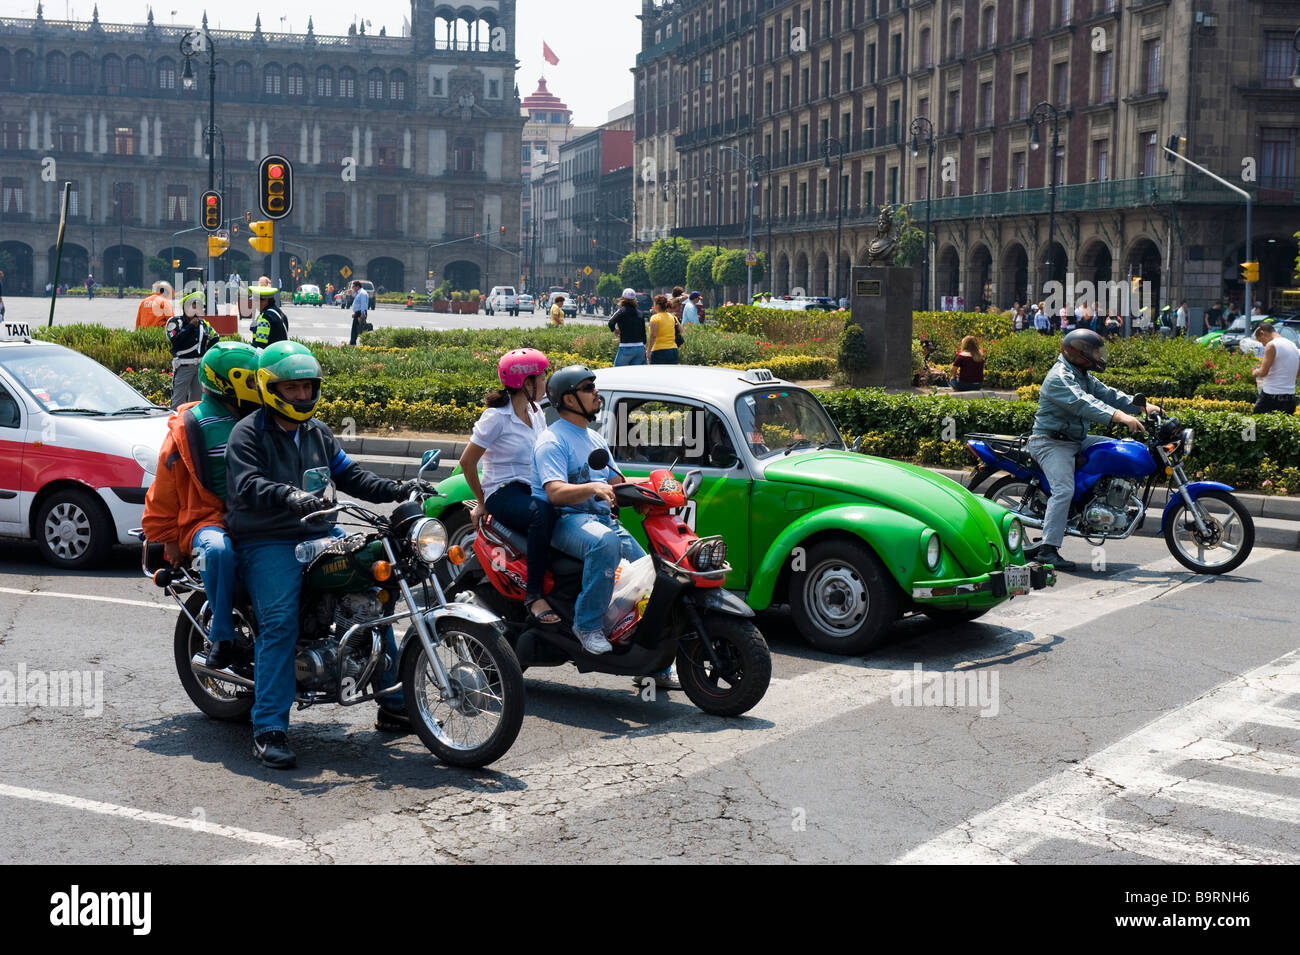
[7, 296, 611, 342]
[1, 529, 1296, 864]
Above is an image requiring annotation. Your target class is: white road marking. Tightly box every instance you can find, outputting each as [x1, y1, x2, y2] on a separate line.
[0, 586, 176, 612]
[894, 647, 1300, 864]
[230, 552, 1276, 862]
[0, 783, 308, 850]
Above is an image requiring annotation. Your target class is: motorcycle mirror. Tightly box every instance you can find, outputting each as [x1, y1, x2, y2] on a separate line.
[302, 466, 333, 501]
[587, 448, 610, 470]
[682, 469, 703, 500]
[419, 448, 441, 479]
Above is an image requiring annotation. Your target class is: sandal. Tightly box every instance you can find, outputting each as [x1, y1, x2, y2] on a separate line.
[527, 599, 562, 627]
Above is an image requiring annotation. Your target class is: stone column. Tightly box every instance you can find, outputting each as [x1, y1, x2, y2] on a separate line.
[847, 264, 914, 389]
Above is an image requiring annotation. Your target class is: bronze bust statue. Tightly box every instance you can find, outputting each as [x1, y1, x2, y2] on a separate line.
[866, 205, 900, 265]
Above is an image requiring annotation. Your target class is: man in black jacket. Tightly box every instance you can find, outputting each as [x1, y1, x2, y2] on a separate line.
[226, 341, 424, 768]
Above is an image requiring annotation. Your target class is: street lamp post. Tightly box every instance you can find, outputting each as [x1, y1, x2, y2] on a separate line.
[1291, 28, 1300, 89]
[661, 180, 680, 242]
[821, 139, 846, 302]
[1029, 102, 1064, 308]
[181, 27, 218, 287]
[113, 180, 125, 298]
[909, 116, 936, 310]
[702, 163, 725, 302]
[721, 145, 766, 303]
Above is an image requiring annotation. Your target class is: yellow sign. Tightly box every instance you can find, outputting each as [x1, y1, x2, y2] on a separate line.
[583, 266, 593, 275]
[340, 265, 352, 279]
[745, 250, 758, 266]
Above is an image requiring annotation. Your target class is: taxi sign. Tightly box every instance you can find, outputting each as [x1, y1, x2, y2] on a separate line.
[2, 321, 33, 341]
[340, 265, 353, 280]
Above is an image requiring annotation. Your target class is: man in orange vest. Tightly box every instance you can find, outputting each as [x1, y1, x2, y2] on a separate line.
[136, 281, 174, 328]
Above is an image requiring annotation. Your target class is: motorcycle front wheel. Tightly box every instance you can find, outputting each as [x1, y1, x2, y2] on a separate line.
[676, 614, 772, 717]
[400, 620, 524, 768]
[1163, 489, 1254, 574]
[173, 591, 254, 721]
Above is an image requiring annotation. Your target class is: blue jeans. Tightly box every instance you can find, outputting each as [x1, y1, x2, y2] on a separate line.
[650, 348, 679, 364]
[192, 525, 236, 645]
[550, 511, 646, 635]
[1028, 434, 1107, 549]
[485, 481, 558, 601]
[238, 526, 402, 736]
[614, 346, 647, 366]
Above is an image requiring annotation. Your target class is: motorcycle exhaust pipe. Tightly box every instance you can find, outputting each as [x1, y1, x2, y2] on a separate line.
[189, 654, 255, 690]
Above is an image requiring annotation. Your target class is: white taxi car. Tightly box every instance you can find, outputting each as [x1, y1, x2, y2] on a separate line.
[0, 321, 170, 568]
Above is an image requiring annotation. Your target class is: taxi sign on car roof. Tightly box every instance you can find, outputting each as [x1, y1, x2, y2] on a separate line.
[739, 368, 778, 384]
[1, 321, 33, 342]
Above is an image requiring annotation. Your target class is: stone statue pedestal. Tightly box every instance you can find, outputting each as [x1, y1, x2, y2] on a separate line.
[848, 266, 914, 389]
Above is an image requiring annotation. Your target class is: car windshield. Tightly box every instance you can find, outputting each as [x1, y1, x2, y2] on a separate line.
[0, 347, 158, 415]
[1227, 318, 1249, 333]
[735, 387, 842, 457]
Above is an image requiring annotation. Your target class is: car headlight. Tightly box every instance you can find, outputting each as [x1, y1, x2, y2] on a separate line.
[132, 444, 157, 475]
[1182, 428, 1194, 457]
[410, 518, 447, 563]
[1006, 517, 1023, 552]
[922, 530, 941, 571]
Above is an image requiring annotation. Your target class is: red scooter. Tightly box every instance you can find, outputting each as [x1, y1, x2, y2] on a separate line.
[443, 451, 771, 716]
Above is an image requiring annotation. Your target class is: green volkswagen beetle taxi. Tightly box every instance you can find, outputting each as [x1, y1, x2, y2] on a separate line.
[427, 367, 1053, 654]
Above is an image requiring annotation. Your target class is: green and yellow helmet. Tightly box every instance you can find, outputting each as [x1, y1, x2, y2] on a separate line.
[199, 341, 262, 415]
[180, 290, 206, 317]
[257, 340, 321, 422]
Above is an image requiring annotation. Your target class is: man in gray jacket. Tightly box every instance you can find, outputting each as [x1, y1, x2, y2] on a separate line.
[1027, 329, 1160, 570]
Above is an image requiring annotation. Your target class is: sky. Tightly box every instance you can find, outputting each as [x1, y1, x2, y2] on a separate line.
[11, 0, 642, 126]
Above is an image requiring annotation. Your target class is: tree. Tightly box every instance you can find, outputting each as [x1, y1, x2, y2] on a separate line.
[1293, 230, 1300, 279]
[712, 248, 755, 288]
[890, 205, 929, 268]
[146, 256, 171, 281]
[645, 236, 691, 289]
[596, 272, 622, 298]
[686, 246, 722, 293]
[618, 251, 650, 292]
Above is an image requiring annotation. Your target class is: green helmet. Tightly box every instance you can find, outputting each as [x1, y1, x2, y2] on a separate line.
[179, 290, 206, 317]
[257, 341, 322, 422]
[200, 341, 262, 415]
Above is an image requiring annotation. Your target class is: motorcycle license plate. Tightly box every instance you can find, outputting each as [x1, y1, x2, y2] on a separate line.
[1005, 565, 1031, 595]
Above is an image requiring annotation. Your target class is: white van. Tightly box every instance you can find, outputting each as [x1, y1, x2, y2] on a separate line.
[485, 286, 519, 316]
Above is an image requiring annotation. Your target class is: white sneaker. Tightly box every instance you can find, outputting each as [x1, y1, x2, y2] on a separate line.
[576, 629, 613, 655]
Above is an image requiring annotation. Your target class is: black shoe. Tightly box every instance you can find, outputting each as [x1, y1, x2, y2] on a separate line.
[375, 707, 412, 734]
[204, 641, 236, 670]
[252, 731, 297, 769]
[1035, 547, 1076, 571]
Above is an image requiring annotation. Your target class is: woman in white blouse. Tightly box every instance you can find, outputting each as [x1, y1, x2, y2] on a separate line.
[458, 349, 560, 625]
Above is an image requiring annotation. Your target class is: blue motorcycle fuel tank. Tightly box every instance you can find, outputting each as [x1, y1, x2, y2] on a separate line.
[1079, 439, 1156, 479]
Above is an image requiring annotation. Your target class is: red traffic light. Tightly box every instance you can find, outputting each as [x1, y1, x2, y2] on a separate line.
[206, 195, 217, 206]
[268, 164, 284, 179]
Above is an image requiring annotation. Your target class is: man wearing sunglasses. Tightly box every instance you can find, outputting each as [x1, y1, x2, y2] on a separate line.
[533, 366, 647, 656]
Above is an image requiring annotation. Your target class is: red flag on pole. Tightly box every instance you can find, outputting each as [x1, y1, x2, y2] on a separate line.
[542, 41, 559, 66]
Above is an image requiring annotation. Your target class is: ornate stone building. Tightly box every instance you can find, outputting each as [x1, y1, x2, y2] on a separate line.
[0, 1, 524, 296]
[635, 0, 1299, 313]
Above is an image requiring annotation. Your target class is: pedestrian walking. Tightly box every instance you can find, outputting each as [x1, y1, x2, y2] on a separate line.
[1175, 300, 1188, 338]
[646, 294, 680, 365]
[682, 290, 702, 325]
[609, 288, 646, 366]
[549, 294, 566, 326]
[86, 274, 95, 300]
[348, 280, 371, 346]
[1034, 303, 1050, 335]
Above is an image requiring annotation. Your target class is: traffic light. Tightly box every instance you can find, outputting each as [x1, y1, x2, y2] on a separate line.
[1241, 261, 1260, 283]
[258, 155, 293, 220]
[200, 190, 222, 231]
[1166, 134, 1187, 166]
[207, 234, 229, 258]
[248, 220, 274, 254]
[172, 258, 180, 269]
[1131, 276, 1142, 295]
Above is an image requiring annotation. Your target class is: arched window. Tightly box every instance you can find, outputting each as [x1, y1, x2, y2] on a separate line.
[70, 52, 91, 88]
[287, 64, 305, 98]
[46, 51, 67, 86]
[126, 55, 146, 89]
[0, 49, 10, 90]
[919, 26, 932, 68]
[454, 136, 476, 171]
[316, 66, 333, 98]
[949, 18, 963, 58]
[263, 64, 282, 95]
[981, 5, 996, 48]
[367, 68, 384, 101]
[15, 50, 35, 89]
[102, 54, 122, 88]
[233, 61, 252, 94]
[157, 57, 176, 90]
[389, 69, 407, 101]
[339, 67, 356, 99]
[213, 61, 229, 94]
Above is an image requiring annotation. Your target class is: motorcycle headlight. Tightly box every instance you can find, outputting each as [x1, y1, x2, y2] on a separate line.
[1182, 428, 1194, 457]
[922, 531, 941, 571]
[410, 518, 447, 563]
[688, 537, 727, 571]
[132, 444, 157, 475]
[1006, 518, 1023, 552]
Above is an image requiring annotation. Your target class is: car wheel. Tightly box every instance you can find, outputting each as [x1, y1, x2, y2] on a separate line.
[34, 487, 114, 569]
[789, 539, 897, 655]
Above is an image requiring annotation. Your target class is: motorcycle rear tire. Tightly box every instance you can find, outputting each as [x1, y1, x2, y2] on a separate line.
[173, 591, 254, 721]
[400, 620, 524, 768]
[675, 614, 772, 717]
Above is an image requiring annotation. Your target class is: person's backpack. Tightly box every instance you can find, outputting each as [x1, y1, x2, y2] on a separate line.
[674, 317, 684, 347]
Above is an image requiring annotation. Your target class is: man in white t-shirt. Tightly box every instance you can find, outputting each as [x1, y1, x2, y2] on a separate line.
[1251, 321, 1299, 415]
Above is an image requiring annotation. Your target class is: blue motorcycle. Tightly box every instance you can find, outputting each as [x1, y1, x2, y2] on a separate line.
[965, 409, 1254, 574]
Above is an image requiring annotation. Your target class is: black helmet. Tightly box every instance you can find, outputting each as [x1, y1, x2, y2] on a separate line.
[546, 364, 598, 420]
[1062, 328, 1109, 372]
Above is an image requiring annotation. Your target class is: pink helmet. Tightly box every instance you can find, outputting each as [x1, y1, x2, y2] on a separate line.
[497, 348, 550, 390]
